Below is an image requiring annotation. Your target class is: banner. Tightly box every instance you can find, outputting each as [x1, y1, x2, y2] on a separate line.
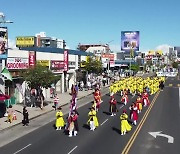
[16, 36, 35, 47]
[64, 50, 68, 71]
[7, 58, 29, 69]
[37, 60, 49, 66]
[0, 27, 8, 59]
[121, 31, 139, 52]
[29, 51, 36, 68]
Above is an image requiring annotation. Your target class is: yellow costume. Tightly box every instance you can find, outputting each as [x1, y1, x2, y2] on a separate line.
[56, 111, 65, 129]
[120, 113, 132, 135]
[87, 110, 99, 127]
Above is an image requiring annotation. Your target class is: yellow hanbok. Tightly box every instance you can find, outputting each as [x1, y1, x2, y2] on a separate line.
[56, 111, 65, 128]
[120, 113, 132, 135]
[87, 110, 99, 127]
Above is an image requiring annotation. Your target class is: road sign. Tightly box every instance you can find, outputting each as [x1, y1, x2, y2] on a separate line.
[148, 131, 174, 143]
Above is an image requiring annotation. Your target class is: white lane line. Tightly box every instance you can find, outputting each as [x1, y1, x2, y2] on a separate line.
[120, 105, 124, 109]
[132, 95, 135, 98]
[13, 144, 32, 154]
[101, 119, 108, 126]
[179, 88, 180, 112]
[68, 146, 78, 154]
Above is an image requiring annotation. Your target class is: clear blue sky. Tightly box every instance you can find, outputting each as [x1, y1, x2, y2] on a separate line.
[1, 0, 180, 51]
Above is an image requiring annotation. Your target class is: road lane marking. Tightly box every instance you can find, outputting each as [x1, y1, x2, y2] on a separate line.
[178, 84, 180, 87]
[122, 91, 160, 154]
[179, 88, 180, 112]
[13, 144, 32, 154]
[68, 146, 78, 154]
[169, 84, 173, 87]
[101, 119, 108, 126]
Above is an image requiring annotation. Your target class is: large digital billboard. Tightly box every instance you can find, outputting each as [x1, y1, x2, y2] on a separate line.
[121, 31, 139, 52]
[0, 27, 8, 59]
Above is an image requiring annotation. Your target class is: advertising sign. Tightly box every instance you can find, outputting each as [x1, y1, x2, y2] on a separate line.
[51, 60, 64, 73]
[121, 31, 139, 51]
[16, 36, 35, 47]
[7, 58, 29, 69]
[37, 60, 49, 67]
[64, 50, 68, 71]
[102, 54, 114, 60]
[0, 27, 8, 59]
[29, 51, 36, 68]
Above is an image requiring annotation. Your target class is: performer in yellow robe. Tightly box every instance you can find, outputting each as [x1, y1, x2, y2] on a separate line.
[55, 107, 65, 130]
[120, 110, 132, 135]
[87, 107, 99, 131]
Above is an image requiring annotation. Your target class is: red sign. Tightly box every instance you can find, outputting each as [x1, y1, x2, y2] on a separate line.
[51, 60, 64, 69]
[64, 50, 68, 71]
[102, 54, 114, 60]
[29, 51, 36, 68]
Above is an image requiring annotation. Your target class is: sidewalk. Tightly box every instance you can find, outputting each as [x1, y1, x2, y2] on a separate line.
[0, 88, 97, 131]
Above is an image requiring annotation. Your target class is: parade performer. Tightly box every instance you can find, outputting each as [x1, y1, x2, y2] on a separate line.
[129, 103, 138, 126]
[87, 107, 99, 131]
[109, 95, 118, 116]
[94, 88, 102, 112]
[68, 111, 79, 137]
[120, 110, 132, 135]
[55, 107, 65, 130]
[121, 93, 128, 105]
[136, 96, 143, 113]
[142, 90, 150, 107]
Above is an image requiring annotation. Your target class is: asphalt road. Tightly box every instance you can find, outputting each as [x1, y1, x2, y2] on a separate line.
[0, 77, 179, 154]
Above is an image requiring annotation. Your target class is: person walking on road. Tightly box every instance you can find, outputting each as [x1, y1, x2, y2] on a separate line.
[55, 107, 65, 130]
[129, 103, 138, 126]
[68, 111, 79, 137]
[109, 95, 118, 116]
[120, 110, 132, 135]
[121, 93, 128, 105]
[87, 107, 99, 131]
[22, 106, 29, 126]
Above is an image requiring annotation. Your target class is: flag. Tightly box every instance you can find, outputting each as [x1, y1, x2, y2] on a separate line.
[1, 67, 12, 81]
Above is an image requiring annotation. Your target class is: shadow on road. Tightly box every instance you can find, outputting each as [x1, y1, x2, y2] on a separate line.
[112, 127, 121, 135]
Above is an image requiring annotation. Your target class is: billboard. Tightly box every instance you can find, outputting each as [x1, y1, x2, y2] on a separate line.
[0, 27, 8, 59]
[16, 36, 35, 47]
[121, 31, 139, 51]
[7, 58, 29, 69]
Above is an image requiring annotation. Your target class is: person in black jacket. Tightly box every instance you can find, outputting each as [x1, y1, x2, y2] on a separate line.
[22, 106, 29, 126]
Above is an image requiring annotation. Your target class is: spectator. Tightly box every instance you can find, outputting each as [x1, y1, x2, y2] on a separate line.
[22, 106, 29, 126]
[54, 94, 59, 110]
[7, 105, 14, 123]
[75, 84, 78, 96]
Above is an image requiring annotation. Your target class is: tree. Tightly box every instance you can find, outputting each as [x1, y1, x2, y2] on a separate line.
[21, 65, 60, 89]
[172, 61, 179, 69]
[83, 56, 103, 74]
[130, 64, 140, 72]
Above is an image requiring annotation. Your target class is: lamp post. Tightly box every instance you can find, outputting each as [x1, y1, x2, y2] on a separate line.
[129, 43, 134, 76]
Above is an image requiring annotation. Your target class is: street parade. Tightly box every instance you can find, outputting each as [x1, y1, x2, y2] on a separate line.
[54, 76, 165, 137]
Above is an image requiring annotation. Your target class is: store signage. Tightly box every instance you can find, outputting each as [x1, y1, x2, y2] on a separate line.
[51, 60, 64, 69]
[37, 60, 49, 66]
[16, 36, 35, 47]
[29, 51, 36, 68]
[64, 50, 68, 71]
[7, 58, 29, 69]
[102, 54, 114, 60]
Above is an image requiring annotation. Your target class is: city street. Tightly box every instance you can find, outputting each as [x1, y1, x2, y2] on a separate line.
[0, 77, 179, 154]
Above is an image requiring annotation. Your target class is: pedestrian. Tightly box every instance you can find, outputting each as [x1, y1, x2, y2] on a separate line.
[120, 110, 132, 135]
[7, 105, 14, 123]
[121, 93, 128, 105]
[142, 90, 150, 107]
[54, 94, 59, 110]
[109, 95, 118, 116]
[159, 81, 164, 91]
[55, 107, 65, 130]
[30, 88, 36, 108]
[136, 96, 143, 113]
[87, 107, 99, 131]
[22, 106, 29, 126]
